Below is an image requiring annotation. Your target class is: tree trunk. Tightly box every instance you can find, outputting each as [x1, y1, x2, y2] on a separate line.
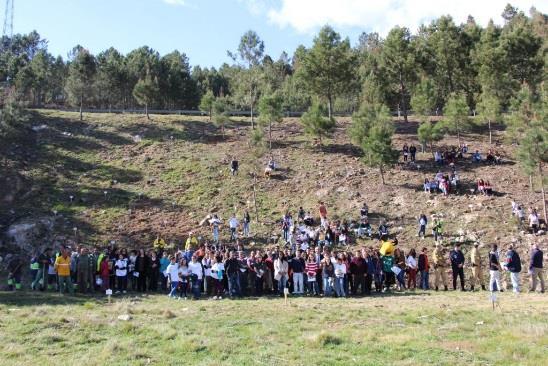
[529, 175, 533, 192]
[145, 103, 149, 120]
[250, 90, 255, 130]
[430, 142, 435, 159]
[269, 121, 272, 150]
[379, 166, 385, 185]
[488, 119, 492, 145]
[222, 123, 225, 140]
[79, 96, 83, 121]
[327, 95, 333, 119]
[400, 79, 408, 123]
[456, 124, 461, 146]
[540, 163, 547, 224]
[252, 172, 259, 222]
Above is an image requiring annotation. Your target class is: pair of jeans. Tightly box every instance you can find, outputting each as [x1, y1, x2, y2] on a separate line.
[32, 267, 46, 290]
[307, 280, 319, 295]
[322, 277, 333, 296]
[420, 270, 429, 289]
[213, 227, 219, 242]
[292, 272, 304, 294]
[230, 228, 237, 241]
[228, 273, 241, 297]
[278, 275, 288, 294]
[254, 276, 263, 295]
[117, 276, 127, 292]
[452, 267, 465, 290]
[334, 277, 345, 297]
[58, 276, 74, 294]
[243, 222, 250, 237]
[509, 272, 520, 293]
[489, 270, 502, 291]
[191, 278, 201, 299]
[418, 225, 426, 237]
[169, 281, 179, 297]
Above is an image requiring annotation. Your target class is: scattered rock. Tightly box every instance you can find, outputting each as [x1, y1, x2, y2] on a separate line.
[117, 314, 132, 321]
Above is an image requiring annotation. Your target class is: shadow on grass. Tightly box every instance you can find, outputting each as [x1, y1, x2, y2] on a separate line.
[0, 289, 433, 307]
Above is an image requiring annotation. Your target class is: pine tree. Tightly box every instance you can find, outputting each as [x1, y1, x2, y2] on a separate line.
[350, 103, 399, 184]
[212, 97, 230, 139]
[65, 47, 96, 121]
[257, 92, 283, 150]
[300, 103, 336, 145]
[133, 74, 159, 120]
[440, 93, 471, 145]
[515, 92, 547, 222]
[476, 91, 501, 144]
[199, 90, 215, 121]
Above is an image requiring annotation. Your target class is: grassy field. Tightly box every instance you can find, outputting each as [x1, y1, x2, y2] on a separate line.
[0, 291, 547, 366]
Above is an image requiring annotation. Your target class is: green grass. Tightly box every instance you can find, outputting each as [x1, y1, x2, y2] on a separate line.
[0, 291, 546, 365]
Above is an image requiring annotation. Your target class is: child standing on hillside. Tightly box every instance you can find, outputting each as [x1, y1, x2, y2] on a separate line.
[165, 256, 180, 298]
[115, 254, 128, 294]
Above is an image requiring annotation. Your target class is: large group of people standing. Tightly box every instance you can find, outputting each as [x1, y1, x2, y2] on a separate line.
[4, 142, 546, 300]
[6, 200, 545, 300]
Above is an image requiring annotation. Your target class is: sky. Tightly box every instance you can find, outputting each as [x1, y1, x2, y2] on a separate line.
[9, 0, 546, 68]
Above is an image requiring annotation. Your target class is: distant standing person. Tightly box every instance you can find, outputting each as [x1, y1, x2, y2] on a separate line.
[229, 214, 239, 241]
[31, 248, 52, 291]
[488, 244, 503, 292]
[504, 244, 522, 293]
[319, 201, 328, 227]
[402, 144, 409, 162]
[528, 209, 540, 234]
[409, 144, 417, 162]
[529, 243, 544, 293]
[242, 210, 251, 237]
[469, 243, 485, 291]
[230, 158, 239, 176]
[55, 248, 74, 295]
[432, 243, 448, 291]
[418, 214, 427, 239]
[449, 243, 465, 291]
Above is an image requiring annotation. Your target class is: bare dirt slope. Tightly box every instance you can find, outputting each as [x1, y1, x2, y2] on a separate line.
[0, 110, 544, 255]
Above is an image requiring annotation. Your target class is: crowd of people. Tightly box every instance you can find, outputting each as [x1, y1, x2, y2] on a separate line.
[6, 200, 545, 299]
[4, 142, 546, 300]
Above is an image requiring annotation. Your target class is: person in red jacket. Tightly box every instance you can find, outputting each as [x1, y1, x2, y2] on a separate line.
[99, 256, 110, 291]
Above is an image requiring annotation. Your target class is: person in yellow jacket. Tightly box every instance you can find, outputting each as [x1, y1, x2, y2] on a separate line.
[55, 249, 74, 295]
[153, 235, 166, 254]
[432, 243, 448, 291]
[184, 231, 199, 261]
[469, 243, 486, 291]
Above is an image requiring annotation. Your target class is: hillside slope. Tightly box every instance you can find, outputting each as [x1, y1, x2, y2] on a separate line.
[0, 110, 544, 255]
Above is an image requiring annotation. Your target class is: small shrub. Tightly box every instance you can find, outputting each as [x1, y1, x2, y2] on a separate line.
[315, 332, 343, 346]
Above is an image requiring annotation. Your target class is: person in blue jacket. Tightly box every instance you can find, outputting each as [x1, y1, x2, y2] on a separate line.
[450, 243, 466, 291]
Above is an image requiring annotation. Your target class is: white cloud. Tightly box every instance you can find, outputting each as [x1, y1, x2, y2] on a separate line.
[163, 0, 187, 6]
[252, 0, 545, 35]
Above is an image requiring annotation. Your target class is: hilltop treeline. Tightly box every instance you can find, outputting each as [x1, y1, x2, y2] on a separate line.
[0, 4, 546, 117]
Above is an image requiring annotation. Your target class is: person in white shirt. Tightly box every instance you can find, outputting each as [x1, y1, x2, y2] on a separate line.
[274, 253, 289, 295]
[528, 209, 540, 233]
[188, 255, 203, 299]
[211, 256, 225, 299]
[165, 256, 180, 298]
[202, 253, 213, 296]
[114, 254, 128, 294]
[333, 257, 346, 297]
[229, 215, 239, 241]
[210, 215, 222, 243]
[406, 249, 418, 289]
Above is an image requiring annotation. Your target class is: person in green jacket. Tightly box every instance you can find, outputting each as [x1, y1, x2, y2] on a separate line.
[77, 247, 94, 293]
[31, 248, 52, 291]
